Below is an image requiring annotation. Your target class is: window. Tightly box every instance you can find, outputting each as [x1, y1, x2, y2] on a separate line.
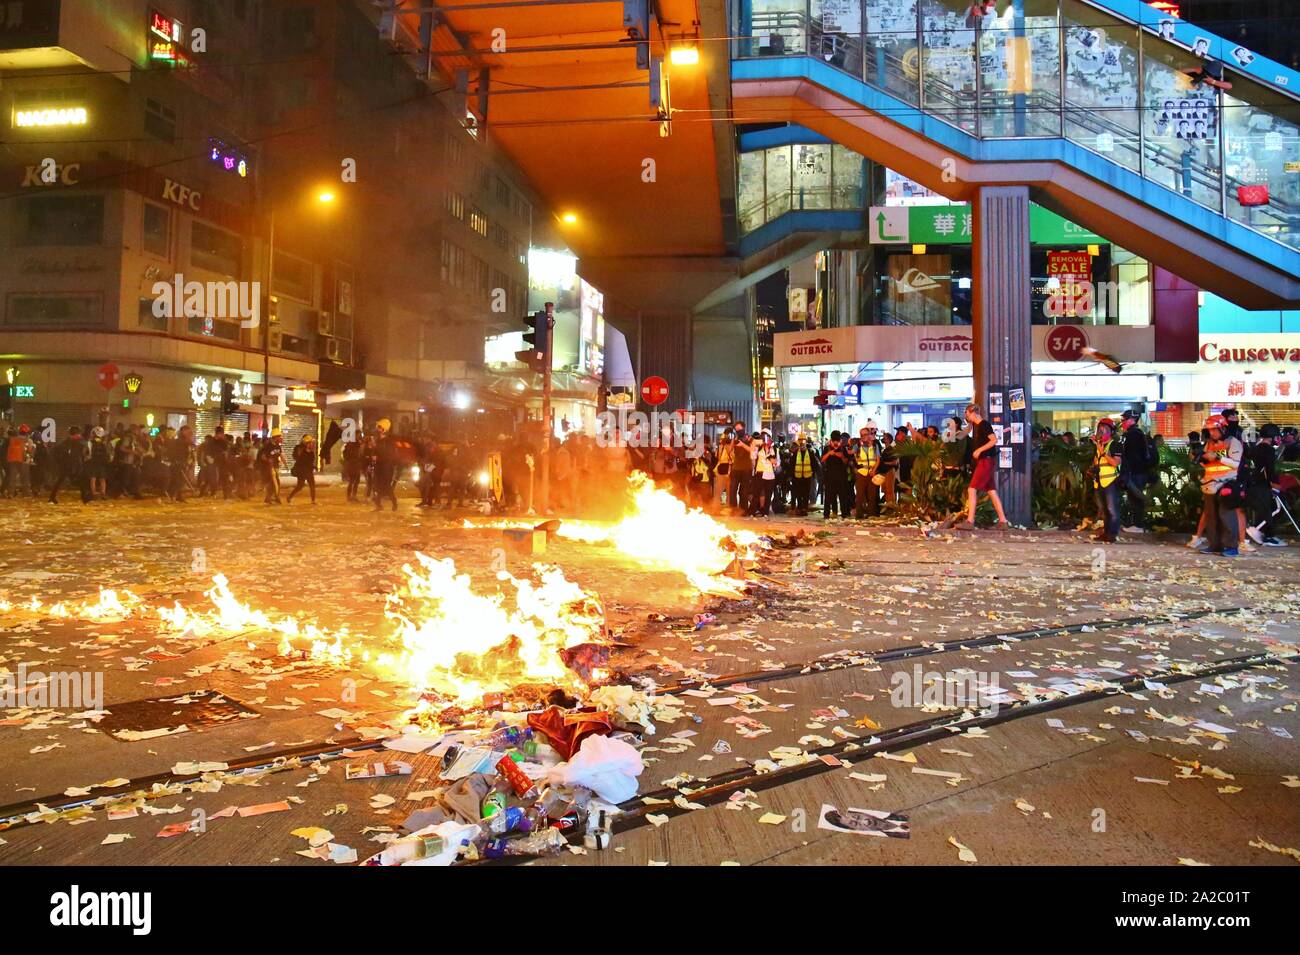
[142, 202, 171, 257]
[514, 195, 532, 225]
[444, 190, 465, 220]
[445, 130, 464, 167]
[190, 221, 243, 276]
[272, 251, 314, 303]
[469, 256, 490, 296]
[138, 296, 169, 330]
[491, 223, 509, 249]
[145, 98, 176, 143]
[17, 195, 103, 246]
[7, 294, 101, 326]
[469, 207, 488, 237]
[441, 240, 466, 287]
[496, 177, 511, 205]
[186, 315, 241, 341]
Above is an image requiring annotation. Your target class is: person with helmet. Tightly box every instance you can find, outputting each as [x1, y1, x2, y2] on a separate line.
[788, 432, 819, 517]
[86, 425, 111, 499]
[820, 431, 851, 519]
[287, 433, 319, 503]
[853, 422, 883, 519]
[257, 429, 285, 504]
[1117, 409, 1153, 532]
[5, 424, 34, 498]
[1090, 418, 1123, 543]
[1243, 423, 1285, 549]
[371, 418, 399, 512]
[1196, 413, 1243, 556]
[49, 426, 88, 504]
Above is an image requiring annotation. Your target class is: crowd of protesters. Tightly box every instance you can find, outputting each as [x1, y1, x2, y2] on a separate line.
[2, 407, 1295, 551]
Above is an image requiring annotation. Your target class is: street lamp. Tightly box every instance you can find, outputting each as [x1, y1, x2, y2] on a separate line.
[260, 184, 339, 435]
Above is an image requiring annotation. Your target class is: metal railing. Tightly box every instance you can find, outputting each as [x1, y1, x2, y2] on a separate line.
[735, 1, 1300, 253]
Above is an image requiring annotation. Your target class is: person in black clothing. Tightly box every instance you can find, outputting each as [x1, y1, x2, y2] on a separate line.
[1280, 428, 1299, 463]
[114, 425, 145, 500]
[1187, 430, 1205, 462]
[287, 434, 319, 503]
[1243, 424, 1284, 547]
[820, 431, 852, 519]
[417, 436, 443, 508]
[372, 420, 400, 512]
[257, 431, 285, 504]
[49, 427, 89, 504]
[166, 425, 195, 502]
[1117, 409, 1151, 531]
[342, 438, 363, 502]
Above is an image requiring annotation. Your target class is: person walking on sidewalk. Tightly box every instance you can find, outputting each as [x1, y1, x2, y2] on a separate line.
[958, 403, 1009, 529]
[258, 430, 285, 504]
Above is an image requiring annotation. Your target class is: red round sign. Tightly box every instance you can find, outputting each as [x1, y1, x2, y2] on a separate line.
[641, 376, 669, 406]
[1043, 325, 1088, 362]
[97, 362, 120, 391]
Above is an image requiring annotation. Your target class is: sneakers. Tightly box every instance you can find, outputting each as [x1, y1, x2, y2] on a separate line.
[1263, 537, 1287, 547]
[1240, 540, 1259, 554]
[1186, 535, 1207, 549]
[1246, 526, 1265, 545]
[1221, 548, 1239, 557]
[1122, 526, 1144, 534]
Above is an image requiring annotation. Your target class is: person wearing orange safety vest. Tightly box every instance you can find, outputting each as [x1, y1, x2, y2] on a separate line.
[1090, 418, 1122, 543]
[1196, 413, 1244, 557]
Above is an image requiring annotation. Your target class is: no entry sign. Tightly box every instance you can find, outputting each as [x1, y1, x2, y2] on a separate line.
[641, 375, 669, 406]
[97, 362, 120, 390]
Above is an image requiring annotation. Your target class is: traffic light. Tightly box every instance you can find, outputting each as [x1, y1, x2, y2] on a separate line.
[515, 307, 552, 374]
[221, 380, 239, 414]
[0, 367, 16, 414]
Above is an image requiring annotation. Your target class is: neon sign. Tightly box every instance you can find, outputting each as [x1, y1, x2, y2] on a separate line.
[13, 107, 88, 128]
[208, 139, 250, 178]
[150, 10, 182, 43]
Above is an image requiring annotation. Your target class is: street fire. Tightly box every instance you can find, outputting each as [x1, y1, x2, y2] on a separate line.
[376, 553, 604, 704]
[461, 471, 763, 596]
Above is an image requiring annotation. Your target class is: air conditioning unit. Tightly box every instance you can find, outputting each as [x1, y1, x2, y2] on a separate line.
[325, 339, 344, 362]
[268, 328, 282, 351]
[317, 311, 334, 336]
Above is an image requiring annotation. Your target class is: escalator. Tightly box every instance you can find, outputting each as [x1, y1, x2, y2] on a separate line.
[733, 4, 1300, 308]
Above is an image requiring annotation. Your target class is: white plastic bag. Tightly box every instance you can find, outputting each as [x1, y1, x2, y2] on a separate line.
[545, 735, 643, 803]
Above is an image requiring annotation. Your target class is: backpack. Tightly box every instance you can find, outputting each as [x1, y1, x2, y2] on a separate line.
[1141, 430, 1160, 471]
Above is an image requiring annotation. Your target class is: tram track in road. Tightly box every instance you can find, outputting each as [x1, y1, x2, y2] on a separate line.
[511, 647, 1299, 862]
[650, 605, 1254, 694]
[0, 606, 1275, 839]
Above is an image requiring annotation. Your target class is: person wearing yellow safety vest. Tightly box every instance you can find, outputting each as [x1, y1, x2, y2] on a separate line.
[1196, 413, 1244, 557]
[853, 422, 883, 519]
[787, 433, 819, 516]
[1090, 418, 1123, 543]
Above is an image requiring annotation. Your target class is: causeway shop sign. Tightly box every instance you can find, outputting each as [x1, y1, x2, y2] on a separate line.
[1199, 334, 1300, 365]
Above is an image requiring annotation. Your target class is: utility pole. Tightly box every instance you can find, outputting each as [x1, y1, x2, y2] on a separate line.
[539, 300, 554, 512]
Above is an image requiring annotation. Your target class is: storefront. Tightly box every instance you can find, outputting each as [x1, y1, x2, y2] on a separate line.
[775, 324, 1163, 436]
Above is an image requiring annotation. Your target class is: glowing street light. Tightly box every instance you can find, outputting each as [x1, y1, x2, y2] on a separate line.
[560, 212, 578, 224]
[669, 45, 699, 66]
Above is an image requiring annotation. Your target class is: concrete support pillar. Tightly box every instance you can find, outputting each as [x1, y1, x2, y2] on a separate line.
[972, 185, 1034, 525]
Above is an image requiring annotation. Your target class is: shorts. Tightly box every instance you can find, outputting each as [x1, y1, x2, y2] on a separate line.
[969, 455, 995, 492]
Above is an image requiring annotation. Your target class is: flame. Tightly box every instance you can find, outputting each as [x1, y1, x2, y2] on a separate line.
[610, 472, 760, 596]
[374, 552, 603, 704]
[462, 472, 762, 596]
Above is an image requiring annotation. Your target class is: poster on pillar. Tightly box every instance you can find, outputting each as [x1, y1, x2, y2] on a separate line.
[1007, 384, 1028, 474]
